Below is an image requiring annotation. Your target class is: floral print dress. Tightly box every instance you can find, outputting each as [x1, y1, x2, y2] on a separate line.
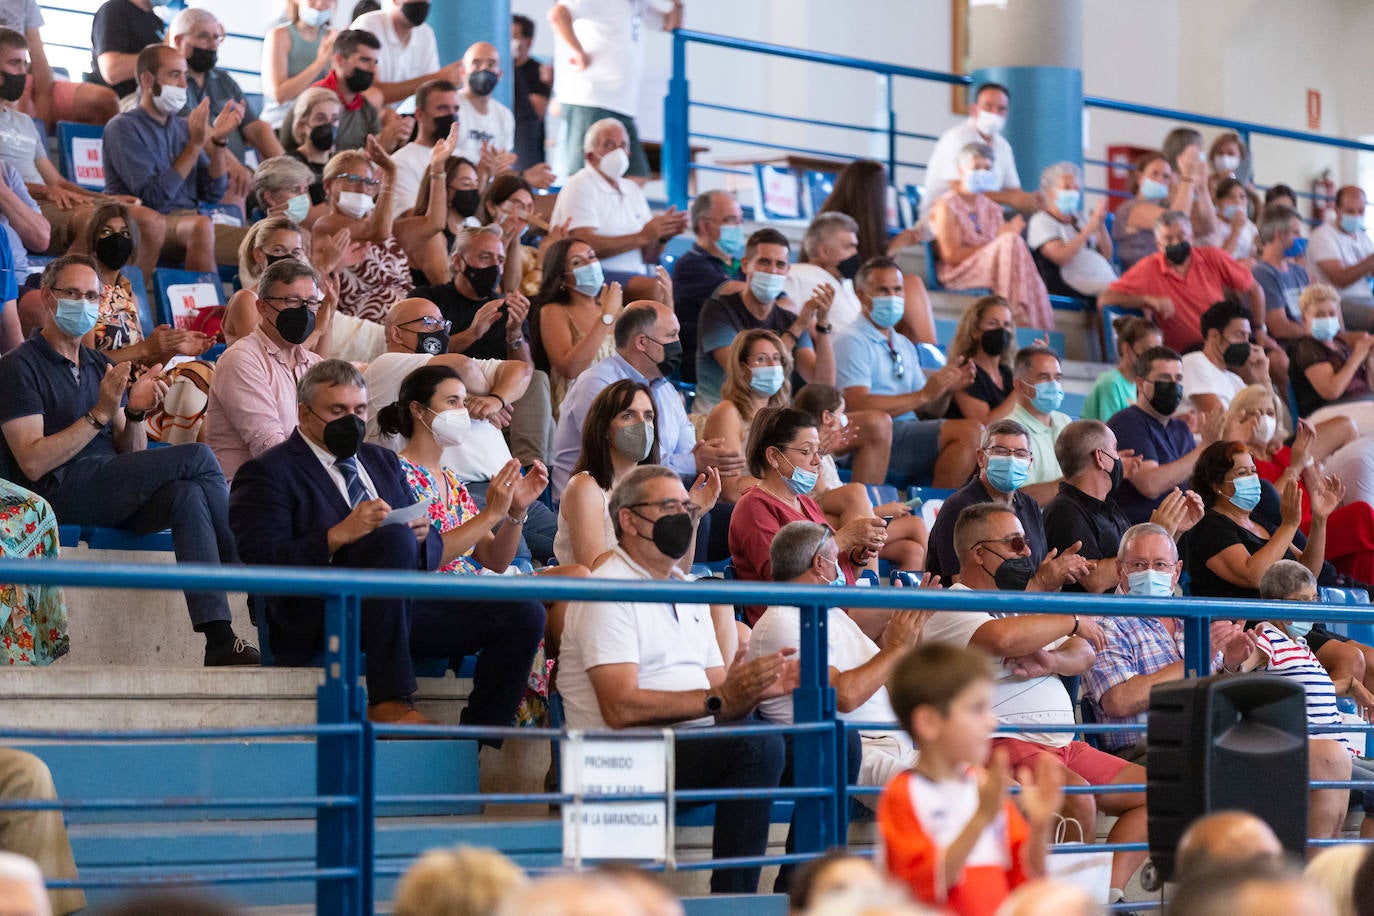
[0, 481, 69, 664]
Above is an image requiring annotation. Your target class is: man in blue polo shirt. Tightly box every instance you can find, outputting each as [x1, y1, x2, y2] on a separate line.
[833, 255, 981, 488]
[1107, 345, 1218, 524]
[0, 254, 259, 667]
[672, 190, 746, 382]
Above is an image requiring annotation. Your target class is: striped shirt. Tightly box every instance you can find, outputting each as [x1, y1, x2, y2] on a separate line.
[1254, 622, 1352, 756]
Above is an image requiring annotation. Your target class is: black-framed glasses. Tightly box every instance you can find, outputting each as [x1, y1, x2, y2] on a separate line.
[886, 343, 905, 379]
[400, 316, 452, 333]
[627, 499, 703, 518]
[261, 295, 323, 312]
[51, 287, 101, 302]
[976, 534, 1028, 554]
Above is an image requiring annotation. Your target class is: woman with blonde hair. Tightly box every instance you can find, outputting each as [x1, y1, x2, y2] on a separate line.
[945, 294, 1016, 422]
[284, 86, 340, 195]
[393, 845, 526, 916]
[704, 329, 796, 504]
[1290, 282, 1374, 434]
[1304, 843, 1367, 916]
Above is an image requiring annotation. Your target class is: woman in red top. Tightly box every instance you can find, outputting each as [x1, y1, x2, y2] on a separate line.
[727, 406, 888, 626]
[1224, 383, 1374, 582]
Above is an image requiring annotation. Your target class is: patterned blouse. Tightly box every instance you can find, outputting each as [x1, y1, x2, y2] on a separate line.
[92, 274, 143, 353]
[337, 236, 414, 324]
[399, 457, 483, 575]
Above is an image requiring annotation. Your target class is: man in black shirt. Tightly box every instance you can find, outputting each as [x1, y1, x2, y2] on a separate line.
[90, 0, 167, 105]
[412, 225, 533, 363]
[510, 14, 551, 172]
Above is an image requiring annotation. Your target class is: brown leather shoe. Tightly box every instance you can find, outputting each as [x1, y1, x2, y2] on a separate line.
[366, 699, 438, 726]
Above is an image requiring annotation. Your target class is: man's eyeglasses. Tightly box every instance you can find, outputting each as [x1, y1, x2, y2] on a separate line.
[976, 534, 1028, 554]
[401, 316, 452, 333]
[627, 499, 703, 518]
[985, 446, 1033, 460]
[1122, 560, 1177, 574]
[51, 287, 101, 302]
[261, 295, 323, 312]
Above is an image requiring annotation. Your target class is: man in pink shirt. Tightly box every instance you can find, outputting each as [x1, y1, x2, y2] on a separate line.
[206, 258, 324, 481]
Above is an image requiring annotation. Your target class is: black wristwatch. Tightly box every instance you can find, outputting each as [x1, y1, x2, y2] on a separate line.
[124, 405, 147, 422]
[815, 323, 832, 335]
[705, 694, 723, 717]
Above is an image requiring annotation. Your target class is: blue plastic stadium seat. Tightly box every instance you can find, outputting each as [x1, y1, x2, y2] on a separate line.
[152, 269, 226, 359]
[1015, 326, 1066, 359]
[1060, 391, 1086, 420]
[56, 121, 105, 191]
[1101, 305, 1144, 361]
[804, 170, 836, 217]
[660, 235, 695, 271]
[924, 240, 991, 296]
[84, 528, 174, 551]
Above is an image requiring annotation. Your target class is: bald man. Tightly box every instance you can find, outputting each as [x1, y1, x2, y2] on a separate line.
[455, 42, 554, 189]
[1168, 861, 1333, 916]
[1176, 810, 1285, 879]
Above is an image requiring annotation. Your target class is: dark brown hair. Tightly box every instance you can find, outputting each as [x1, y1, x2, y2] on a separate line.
[818, 158, 888, 263]
[888, 643, 995, 743]
[572, 379, 661, 490]
[1190, 440, 1252, 509]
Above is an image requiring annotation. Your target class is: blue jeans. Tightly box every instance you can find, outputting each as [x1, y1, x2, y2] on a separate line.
[41, 444, 235, 627]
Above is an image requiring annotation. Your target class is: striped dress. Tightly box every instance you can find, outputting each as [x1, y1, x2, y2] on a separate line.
[1254, 622, 1350, 756]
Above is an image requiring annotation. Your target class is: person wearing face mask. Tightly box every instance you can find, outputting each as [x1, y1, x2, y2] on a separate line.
[280, 30, 389, 156]
[944, 295, 1017, 422]
[388, 78, 460, 219]
[550, 118, 689, 283]
[0, 254, 260, 666]
[532, 238, 624, 414]
[695, 227, 834, 413]
[672, 190, 747, 381]
[253, 156, 327, 233]
[931, 142, 1051, 330]
[261, 0, 341, 130]
[1182, 300, 1272, 416]
[1002, 346, 1073, 503]
[1252, 205, 1313, 346]
[452, 42, 555, 192]
[1044, 419, 1203, 595]
[1084, 315, 1162, 423]
[919, 82, 1037, 224]
[284, 87, 343, 197]
[703, 330, 796, 504]
[230, 357, 544, 725]
[510, 14, 550, 172]
[1027, 161, 1117, 299]
[558, 463, 793, 896]
[89, 0, 171, 109]
[1112, 152, 1193, 272]
[1309, 185, 1374, 330]
[1290, 283, 1374, 432]
[925, 503, 1152, 901]
[413, 225, 534, 364]
[783, 212, 867, 331]
[1202, 178, 1259, 264]
[351, 0, 466, 110]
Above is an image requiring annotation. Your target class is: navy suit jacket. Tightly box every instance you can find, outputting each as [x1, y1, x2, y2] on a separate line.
[228, 430, 440, 651]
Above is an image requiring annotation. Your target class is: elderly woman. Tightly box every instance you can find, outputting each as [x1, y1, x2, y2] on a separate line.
[533, 239, 623, 415]
[1202, 178, 1259, 263]
[254, 155, 327, 229]
[1085, 315, 1162, 422]
[1288, 282, 1374, 432]
[943, 294, 1016, 422]
[1027, 161, 1117, 298]
[284, 86, 340, 197]
[260, 0, 338, 129]
[930, 142, 1051, 330]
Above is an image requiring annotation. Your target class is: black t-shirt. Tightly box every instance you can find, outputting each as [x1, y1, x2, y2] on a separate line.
[947, 362, 1012, 419]
[511, 58, 550, 171]
[288, 151, 327, 206]
[90, 0, 167, 98]
[1180, 510, 1284, 600]
[1042, 482, 1131, 593]
[1287, 335, 1371, 418]
[924, 477, 1047, 582]
[411, 282, 531, 361]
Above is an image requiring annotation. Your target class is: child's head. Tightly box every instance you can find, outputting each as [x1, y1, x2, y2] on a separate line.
[792, 383, 846, 432]
[888, 643, 997, 765]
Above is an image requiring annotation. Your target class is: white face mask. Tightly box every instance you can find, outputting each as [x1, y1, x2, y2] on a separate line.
[1215, 153, 1241, 173]
[152, 82, 187, 116]
[597, 147, 630, 180]
[337, 190, 375, 219]
[974, 109, 1006, 136]
[429, 408, 471, 448]
[835, 411, 849, 429]
[1256, 414, 1277, 444]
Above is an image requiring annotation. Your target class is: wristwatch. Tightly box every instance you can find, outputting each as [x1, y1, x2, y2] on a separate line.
[815, 323, 832, 335]
[124, 406, 147, 422]
[705, 694, 723, 717]
[507, 336, 524, 349]
[600, 312, 614, 326]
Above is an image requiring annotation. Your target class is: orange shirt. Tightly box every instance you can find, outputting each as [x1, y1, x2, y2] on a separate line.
[877, 768, 1029, 916]
[1106, 247, 1255, 352]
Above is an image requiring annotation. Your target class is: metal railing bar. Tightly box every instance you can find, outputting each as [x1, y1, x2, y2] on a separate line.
[44, 867, 359, 889]
[687, 132, 857, 163]
[690, 101, 887, 135]
[0, 795, 359, 811]
[0, 724, 359, 740]
[675, 29, 971, 85]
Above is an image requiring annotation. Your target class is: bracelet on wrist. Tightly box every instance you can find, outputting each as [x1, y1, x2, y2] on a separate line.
[1070, 615, 1080, 638]
[83, 411, 104, 429]
[493, 393, 509, 410]
[124, 405, 147, 422]
[506, 511, 528, 527]
[210, 137, 228, 148]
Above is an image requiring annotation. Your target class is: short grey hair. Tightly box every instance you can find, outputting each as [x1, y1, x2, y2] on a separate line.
[689, 189, 728, 235]
[957, 141, 995, 170]
[41, 253, 101, 293]
[1259, 560, 1317, 601]
[583, 117, 627, 154]
[0, 852, 50, 916]
[613, 302, 660, 350]
[169, 6, 219, 41]
[1258, 205, 1300, 246]
[254, 156, 316, 199]
[298, 358, 366, 405]
[1116, 522, 1176, 563]
[980, 418, 1028, 450]
[608, 465, 681, 539]
[802, 212, 859, 259]
[1054, 419, 1111, 478]
[1154, 209, 1192, 236]
[451, 224, 503, 259]
[1013, 344, 1059, 379]
[770, 521, 831, 582]
[1039, 161, 1081, 193]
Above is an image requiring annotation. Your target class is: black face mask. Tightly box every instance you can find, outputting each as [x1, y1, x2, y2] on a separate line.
[344, 68, 374, 94]
[634, 510, 694, 560]
[415, 329, 449, 355]
[263, 252, 295, 269]
[1105, 453, 1124, 490]
[451, 188, 481, 218]
[1148, 379, 1183, 416]
[94, 233, 134, 271]
[320, 413, 365, 460]
[400, 1, 429, 26]
[273, 303, 317, 345]
[309, 122, 336, 151]
[467, 69, 499, 98]
[980, 327, 1012, 357]
[429, 113, 456, 143]
[187, 46, 217, 73]
[992, 554, 1036, 591]
[836, 253, 862, 280]
[1163, 240, 1191, 265]
[654, 339, 684, 379]
[0, 70, 25, 102]
[462, 263, 501, 298]
[1222, 341, 1252, 368]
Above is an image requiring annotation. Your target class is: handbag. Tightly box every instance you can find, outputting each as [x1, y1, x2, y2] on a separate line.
[1043, 814, 1112, 903]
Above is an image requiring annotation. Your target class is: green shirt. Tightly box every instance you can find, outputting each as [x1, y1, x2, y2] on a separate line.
[1083, 368, 1135, 423]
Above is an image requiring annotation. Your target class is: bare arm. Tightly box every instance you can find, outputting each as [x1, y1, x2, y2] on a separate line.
[967, 616, 1079, 659]
[97, 51, 139, 89]
[25, 30, 54, 125]
[1315, 254, 1374, 290]
[1099, 660, 1184, 718]
[243, 119, 285, 160]
[546, 4, 583, 52]
[1126, 449, 1203, 500]
[2, 413, 106, 483]
[0, 183, 48, 253]
[560, 475, 617, 568]
[568, 225, 649, 261]
[985, 188, 1039, 214]
[702, 403, 760, 504]
[263, 25, 333, 106]
[587, 663, 720, 728]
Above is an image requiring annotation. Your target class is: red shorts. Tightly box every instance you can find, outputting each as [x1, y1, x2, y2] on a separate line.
[992, 736, 1129, 785]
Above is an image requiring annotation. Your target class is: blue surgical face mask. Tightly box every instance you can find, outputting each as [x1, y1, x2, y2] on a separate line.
[1127, 569, 1174, 597]
[285, 193, 311, 224]
[779, 452, 818, 495]
[1030, 380, 1064, 414]
[869, 295, 904, 329]
[1228, 474, 1261, 512]
[1054, 189, 1081, 214]
[1284, 236, 1308, 258]
[1220, 204, 1243, 221]
[718, 224, 745, 258]
[819, 553, 846, 587]
[965, 168, 999, 194]
[1288, 621, 1314, 638]
[1341, 214, 1366, 235]
[985, 455, 1030, 493]
[571, 260, 604, 296]
[749, 364, 784, 397]
[54, 297, 100, 338]
[749, 270, 786, 303]
[1139, 177, 1170, 201]
[1311, 316, 1340, 342]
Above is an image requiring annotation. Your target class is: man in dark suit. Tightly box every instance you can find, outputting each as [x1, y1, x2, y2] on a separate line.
[228, 358, 545, 726]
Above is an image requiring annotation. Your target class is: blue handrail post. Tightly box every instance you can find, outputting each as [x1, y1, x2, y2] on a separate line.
[664, 30, 691, 210]
[792, 603, 837, 852]
[885, 75, 897, 189]
[1182, 612, 1211, 679]
[317, 591, 371, 915]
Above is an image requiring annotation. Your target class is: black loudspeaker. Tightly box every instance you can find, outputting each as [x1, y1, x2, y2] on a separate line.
[1146, 673, 1308, 883]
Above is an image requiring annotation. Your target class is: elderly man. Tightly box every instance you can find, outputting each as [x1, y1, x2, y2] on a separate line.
[453, 42, 554, 190]
[834, 256, 981, 489]
[672, 189, 746, 381]
[694, 227, 834, 411]
[350, 0, 465, 109]
[206, 259, 325, 482]
[1175, 811, 1284, 879]
[102, 44, 244, 271]
[229, 359, 545, 725]
[1252, 205, 1311, 345]
[0, 254, 257, 665]
[559, 464, 794, 894]
[924, 502, 1148, 901]
[920, 81, 1038, 222]
[550, 118, 688, 284]
[1309, 185, 1374, 330]
[389, 78, 459, 215]
[1001, 345, 1071, 503]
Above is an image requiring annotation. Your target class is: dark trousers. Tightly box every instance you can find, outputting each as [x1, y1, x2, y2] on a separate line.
[675, 730, 786, 894]
[774, 729, 863, 894]
[42, 444, 235, 627]
[327, 524, 545, 722]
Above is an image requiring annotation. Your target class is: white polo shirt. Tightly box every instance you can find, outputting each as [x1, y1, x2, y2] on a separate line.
[454, 93, 516, 164]
[780, 262, 863, 330]
[1309, 222, 1374, 304]
[919, 119, 1022, 224]
[550, 165, 653, 273]
[560, 547, 722, 730]
[1180, 350, 1246, 412]
[351, 10, 440, 107]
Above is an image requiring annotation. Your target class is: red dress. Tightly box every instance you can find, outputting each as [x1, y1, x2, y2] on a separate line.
[1254, 446, 1374, 582]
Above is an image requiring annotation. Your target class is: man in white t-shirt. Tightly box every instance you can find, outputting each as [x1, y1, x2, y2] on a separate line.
[454, 42, 554, 191]
[919, 82, 1038, 224]
[388, 78, 458, 214]
[782, 212, 864, 330]
[550, 117, 687, 283]
[749, 521, 923, 793]
[1181, 300, 1261, 416]
[546, 0, 680, 178]
[559, 465, 795, 894]
[922, 502, 1147, 901]
[351, 0, 462, 109]
[1309, 185, 1374, 330]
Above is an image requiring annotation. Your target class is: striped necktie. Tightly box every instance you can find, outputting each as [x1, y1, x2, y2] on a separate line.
[335, 456, 371, 508]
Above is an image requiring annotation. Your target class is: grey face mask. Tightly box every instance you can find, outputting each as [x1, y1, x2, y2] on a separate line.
[612, 421, 654, 462]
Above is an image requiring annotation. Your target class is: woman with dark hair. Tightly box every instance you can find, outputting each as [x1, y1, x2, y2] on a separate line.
[1265, 183, 1300, 212]
[1084, 314, 1162, 422]
[786, 850, 884, 915]
[404, 152, 481, 283]
[1160, 126, 1219, 239]
[534, 238, 624, 414]
[703, 328, 793, 503]
[728, 406, 888, 625]
[944, 294, 1017, 422]
[477, 173, 540, 296]
[1203, 177, 1259, 263]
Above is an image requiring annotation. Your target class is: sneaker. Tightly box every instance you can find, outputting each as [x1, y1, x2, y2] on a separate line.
[204, 637, 262, 667]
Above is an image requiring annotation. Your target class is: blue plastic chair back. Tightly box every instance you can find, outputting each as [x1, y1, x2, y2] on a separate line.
[123, 266, 155, 338]
[934, 317, 958, 348]
[1015, 326, 1065, 359]
[1061, 391, 1087, 420]
[57, 120, 106, 191]
[1100, 305, 1145, 361]
[660, 234, 695, 271]
[152, 268, 225, 329]
[804, 170, 836, 216]
[915, 342, 946, 371]
[865, 484, 900, 509]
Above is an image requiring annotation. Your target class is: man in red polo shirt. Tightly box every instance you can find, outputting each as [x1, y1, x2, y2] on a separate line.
[1100, 209, 1286, 389]
[279, 30, 410, 156]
